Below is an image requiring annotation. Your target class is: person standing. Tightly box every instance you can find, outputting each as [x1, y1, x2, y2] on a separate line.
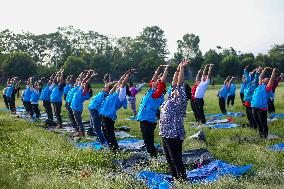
[217, 76, 234, 114]
[137, 65, 168, 157]
[159, 61, 189, 181]
[50, 69, 66, 128]
[40, 74, 56, 125]
[243, 67, 260, 129]
[194, 64, 213, 124]
[99, 70, 134, 151]
[251, 67, 276, 139]
[227, 79, 236, 108]
[71, 70, 95, 137]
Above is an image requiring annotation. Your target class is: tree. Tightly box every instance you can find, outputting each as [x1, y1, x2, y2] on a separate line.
[220, 55, 241, 77]
[254, 54, 271, 68]
[62, 56, 87, 77]
[202, 49, 222, 76]
[174, 33, 203, 77]
[174, 33, 202, 61]
[268, 44, 284, 72]
[138, 26, 169, 59]
[3, 52, 37, 80]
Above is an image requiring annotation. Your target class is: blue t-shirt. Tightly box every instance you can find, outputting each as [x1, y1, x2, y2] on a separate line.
[40, 85, 52, 101]
[6, 85, 14, 98]
[50, 83, 66, 103]
[218, 84, 229, 98]
[228, 83, 236, 96]
[251, 83, 271, 109]
[63, 84, 72, 95]
[99, 92, 127, 121]
[30, 89, 41, 104]
[88, 91, 108, 110]
[137, 88, 164, 123]
[23, 86, 32, 102]
[66, 86, 80, 103]
[70, 87, 91, 112]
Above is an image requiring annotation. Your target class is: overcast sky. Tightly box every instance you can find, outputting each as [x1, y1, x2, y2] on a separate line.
[0, 0, 283, 57]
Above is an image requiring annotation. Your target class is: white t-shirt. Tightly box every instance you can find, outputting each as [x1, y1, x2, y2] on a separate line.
[194, 77, 210, 99]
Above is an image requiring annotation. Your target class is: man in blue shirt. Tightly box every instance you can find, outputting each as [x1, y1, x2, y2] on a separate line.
[217, 76, 235, 114]
[40, 74, 56, 125]
[227, 81, 237, 108]
[50, 69, 66, 128]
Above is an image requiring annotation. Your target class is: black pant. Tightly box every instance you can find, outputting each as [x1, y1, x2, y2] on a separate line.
[194, 98, 206, 124]
[23, 101, 33, 117]
[31, 104, 41, 118]
[10, 96, 16, 113]
[140, 121, 157, 157]
[219, 97, 227, 114]
[252, 108, 268, 139]
[245, 106, 257, 129]
[43, 101, 53, 121]
[268, 98, 275, 114]
[52, 102, 62, 124]
[7, 97, 16, 113]
[101, 116, 119, 151]
[227, 95, 235, 106]
[190, 100, 198, 122]
[3, 95, 9, 109]
[66, 102, 77, 129]
[73, 110, 84, 132]
[240, 93, 244, 104]
[162, 137, 186, 180]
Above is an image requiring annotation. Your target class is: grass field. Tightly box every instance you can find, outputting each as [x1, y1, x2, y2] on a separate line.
[0, 83, 284, 188]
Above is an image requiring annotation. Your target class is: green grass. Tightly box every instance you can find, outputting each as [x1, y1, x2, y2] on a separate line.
[0, 84, 284, 188]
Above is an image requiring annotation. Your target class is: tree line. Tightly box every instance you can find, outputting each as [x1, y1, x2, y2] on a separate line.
[0, 25, 283, 83]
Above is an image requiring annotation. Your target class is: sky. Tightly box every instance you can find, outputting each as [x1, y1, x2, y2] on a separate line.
[0, 0, 284, 57]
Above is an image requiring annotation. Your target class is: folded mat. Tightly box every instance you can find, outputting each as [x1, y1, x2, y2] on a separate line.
[210, 123, 239, 129]
[137, 160, 252, 189]
[115, 131, 134, 138]
[206, 119, 230, 125]
[267, 143, 284, 151]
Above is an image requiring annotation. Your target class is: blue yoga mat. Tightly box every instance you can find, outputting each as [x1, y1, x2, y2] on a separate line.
[76, 138, 145, 150]
[210, 123, 239, 129]
[270, 114, 284, 119]
[205, 112, 244, 118]
[227, 112, 245, 117]
[267, 143, 284, 151]
[137, 160, 252, 189]
[75, 141, 104, 150]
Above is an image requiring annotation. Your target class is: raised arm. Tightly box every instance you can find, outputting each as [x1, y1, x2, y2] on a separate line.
[202, 64, 209, 79]
[28, 77, 33, 88]
[178, 61, 189, 85]
[152, 65, 162, 81]
[161, 65, 169, 83]
[259, 67, 270, 84]
[224, 76, 231, 85]
[109, 83, 118, 94]
[196, 69, 203, 82]
[207, 64, 214, 79]
[121, 69, 136, 88]
[228, 76, 235, 86]
[172, 65, 180, 87]
[267, 68, 277, 88]
[103, 73, 109, 85]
